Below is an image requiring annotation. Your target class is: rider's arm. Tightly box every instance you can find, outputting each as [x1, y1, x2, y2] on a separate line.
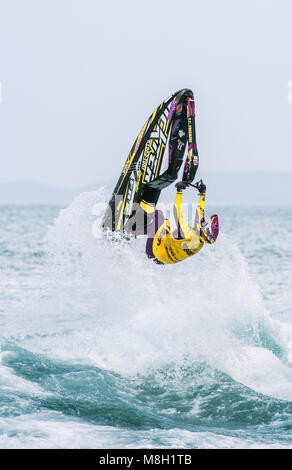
[194, 192, 215, 244]
[173, 190, 190, 239]
[194, 192, 206, 232]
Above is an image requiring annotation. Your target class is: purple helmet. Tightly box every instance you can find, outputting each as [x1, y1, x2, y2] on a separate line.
[201, 214, 219, 243]
[210, 214, 219, 241]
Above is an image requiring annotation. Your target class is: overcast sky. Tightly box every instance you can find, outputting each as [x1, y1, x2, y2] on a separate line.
[0, 0, 292, 188]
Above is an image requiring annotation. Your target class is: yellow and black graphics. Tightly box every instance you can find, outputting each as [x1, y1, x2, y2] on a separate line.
[102, 89, 198, 233]
[152, 191, 206, 265]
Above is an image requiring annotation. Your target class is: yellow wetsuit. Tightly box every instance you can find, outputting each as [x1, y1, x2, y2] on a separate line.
[143, 190, 215, 265]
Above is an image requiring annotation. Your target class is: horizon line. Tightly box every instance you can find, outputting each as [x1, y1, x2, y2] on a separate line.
[1, 170, 291, 191]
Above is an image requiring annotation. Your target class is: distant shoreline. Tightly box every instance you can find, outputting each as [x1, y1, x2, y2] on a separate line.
[0, 171, 291, 205]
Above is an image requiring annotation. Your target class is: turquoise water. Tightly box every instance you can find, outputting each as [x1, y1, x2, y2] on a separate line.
[0, 189, 292, 448]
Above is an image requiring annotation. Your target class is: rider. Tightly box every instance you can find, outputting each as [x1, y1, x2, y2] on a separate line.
[126, 179, 219, 265]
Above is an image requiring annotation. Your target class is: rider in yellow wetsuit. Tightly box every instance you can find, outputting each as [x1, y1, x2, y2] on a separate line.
[138, 180, 219, 265]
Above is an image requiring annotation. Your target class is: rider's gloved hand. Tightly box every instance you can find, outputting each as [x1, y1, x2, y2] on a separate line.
[200, 216, 208, 227]
[175, 181, 187, 191]
[194, 179, 206, 194]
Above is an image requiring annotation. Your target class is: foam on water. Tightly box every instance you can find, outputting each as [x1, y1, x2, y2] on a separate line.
[15, 189, 292, 399]
[1, 190, 292, 448]
[1, 414, 291, 449]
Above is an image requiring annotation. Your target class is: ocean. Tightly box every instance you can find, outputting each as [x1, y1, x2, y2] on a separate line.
[0, 188, 292, 449]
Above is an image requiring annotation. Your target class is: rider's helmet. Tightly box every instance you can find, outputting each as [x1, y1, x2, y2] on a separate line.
[200, 214, 219, 243]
